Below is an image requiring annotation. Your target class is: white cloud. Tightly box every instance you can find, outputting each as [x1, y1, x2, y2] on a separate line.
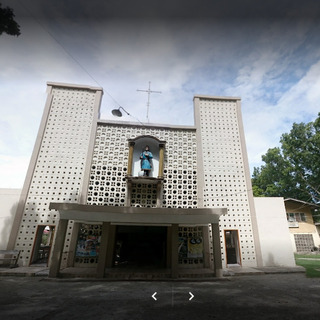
[1, 3, 320, 186]
[276, 59, 320, 120]
[215, 19, 320, 173]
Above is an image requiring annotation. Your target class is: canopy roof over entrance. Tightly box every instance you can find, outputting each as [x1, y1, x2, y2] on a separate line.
[48, 203, 226, 278]
[49, 203, 226, 225]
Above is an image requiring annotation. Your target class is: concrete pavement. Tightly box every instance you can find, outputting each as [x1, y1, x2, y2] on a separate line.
[0, 272, 319, 320]
[0, 264, 305, 279]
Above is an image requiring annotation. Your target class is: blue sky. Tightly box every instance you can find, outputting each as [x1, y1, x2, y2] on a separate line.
[1, 0, 320, 188]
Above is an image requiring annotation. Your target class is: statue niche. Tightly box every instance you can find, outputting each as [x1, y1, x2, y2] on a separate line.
[127, 136, 165, 179]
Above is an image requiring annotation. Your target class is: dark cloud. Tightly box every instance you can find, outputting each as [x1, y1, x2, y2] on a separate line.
[12, 0, 320, 21]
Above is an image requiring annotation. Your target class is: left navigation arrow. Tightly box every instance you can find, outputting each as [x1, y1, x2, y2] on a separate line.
[152, 292, 157, 301]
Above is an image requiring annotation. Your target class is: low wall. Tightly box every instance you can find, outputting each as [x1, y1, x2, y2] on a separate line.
[254, 197, 296, 267]
[0, 188, 21, 249]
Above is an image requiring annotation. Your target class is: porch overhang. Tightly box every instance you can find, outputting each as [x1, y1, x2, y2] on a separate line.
[49, 202, 226, 225]
[48, 203, 226, 279]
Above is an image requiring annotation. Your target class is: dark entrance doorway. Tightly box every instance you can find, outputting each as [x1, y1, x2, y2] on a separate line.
[224, 230, 241, 265]
[30, 225, 55, 266]
[114, 226, 167, 268]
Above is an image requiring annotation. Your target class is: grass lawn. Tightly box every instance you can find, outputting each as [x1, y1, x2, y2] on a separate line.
[295, 253, 320, 278]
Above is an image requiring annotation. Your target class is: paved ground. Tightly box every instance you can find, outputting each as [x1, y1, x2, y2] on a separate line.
[1, 273, 320, 320]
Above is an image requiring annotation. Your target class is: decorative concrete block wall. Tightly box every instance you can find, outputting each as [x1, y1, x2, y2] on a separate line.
[194, 96, 260, 268]
[13, 83, 102, 266]
[87, 123, 198, 209]
[86, 123, 202, 267]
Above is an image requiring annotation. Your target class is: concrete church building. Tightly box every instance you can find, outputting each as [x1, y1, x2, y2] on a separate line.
[5, 82, 296, 278]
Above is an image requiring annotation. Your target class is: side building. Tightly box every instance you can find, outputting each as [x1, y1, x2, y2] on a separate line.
[8, 82, 294, 278]
[285, 198, 320, 253]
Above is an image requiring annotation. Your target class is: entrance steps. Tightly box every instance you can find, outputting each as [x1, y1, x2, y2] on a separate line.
[58, 267, 217, 280]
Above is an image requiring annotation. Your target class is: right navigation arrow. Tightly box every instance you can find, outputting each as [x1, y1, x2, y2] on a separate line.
[189, 292, 194, 301]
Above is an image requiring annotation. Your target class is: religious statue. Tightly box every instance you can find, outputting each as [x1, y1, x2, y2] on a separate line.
[140, 145, 153, 176]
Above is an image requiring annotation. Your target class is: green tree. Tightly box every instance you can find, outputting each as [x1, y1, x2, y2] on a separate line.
[252, 113, 320, 203]
[0, 3, 20, 36]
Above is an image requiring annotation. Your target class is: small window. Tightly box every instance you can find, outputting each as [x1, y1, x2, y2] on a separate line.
[299, 213, 306, 222]
[287, 213, 296, 222]
[287, 212, 306, 223]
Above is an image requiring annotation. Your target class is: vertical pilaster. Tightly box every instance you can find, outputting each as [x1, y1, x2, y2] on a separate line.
[106, 224, 116, 268]
[49, 218, 68, 278]
[126, 181, 132, 207]
[96, 222, 111, 278]
[127, 141, 135, 176]
[158, 143, 165, 178]
[211, 223, 223, 277]
[171, 224, 179, 278]
[79, 89, 103, 204]
[156, 182, 163, 208]
[235, 100, 263, 267]
[193, 97, 205, 208]
[167, 226, 172, 268]
[202, 225, 211, 268]
[66, 222, 81, 267]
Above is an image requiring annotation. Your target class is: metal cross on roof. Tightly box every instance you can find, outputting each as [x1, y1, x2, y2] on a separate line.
[137, 81, 161, 123]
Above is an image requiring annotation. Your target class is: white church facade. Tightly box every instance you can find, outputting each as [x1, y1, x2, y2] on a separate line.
[3, 82, 296, 278]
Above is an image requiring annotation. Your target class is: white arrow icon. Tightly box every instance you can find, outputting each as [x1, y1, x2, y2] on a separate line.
[152, 292, 157, 301]
[189, 292, 194, 301]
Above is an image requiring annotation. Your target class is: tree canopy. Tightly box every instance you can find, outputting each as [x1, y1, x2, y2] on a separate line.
[252, 113, 320, 204]
[0, 3, 20, 37]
